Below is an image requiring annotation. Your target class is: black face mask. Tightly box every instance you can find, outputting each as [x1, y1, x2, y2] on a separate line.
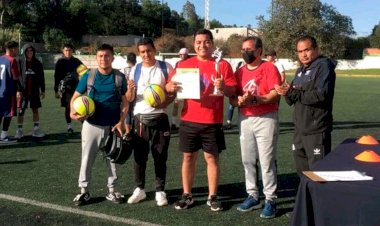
[242, 50, 257, 64]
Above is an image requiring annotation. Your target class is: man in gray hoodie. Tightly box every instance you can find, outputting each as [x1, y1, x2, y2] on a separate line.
[275, 35, 336, 176]
[15, 44, 45, 139]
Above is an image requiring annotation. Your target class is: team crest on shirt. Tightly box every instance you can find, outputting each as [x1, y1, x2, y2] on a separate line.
[243, 79, 258, 95]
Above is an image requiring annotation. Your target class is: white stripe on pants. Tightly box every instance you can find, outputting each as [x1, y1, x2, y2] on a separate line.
[239, 111, 278, 200]
[78, 120, 118, 190]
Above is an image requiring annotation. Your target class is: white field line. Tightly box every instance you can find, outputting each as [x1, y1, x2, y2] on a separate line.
[0, 193, 161, 226]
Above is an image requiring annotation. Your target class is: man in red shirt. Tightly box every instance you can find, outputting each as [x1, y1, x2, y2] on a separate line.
[230, 36, 280, 219]
[0, 41, 21, 142]
[166, 29, 236, 211]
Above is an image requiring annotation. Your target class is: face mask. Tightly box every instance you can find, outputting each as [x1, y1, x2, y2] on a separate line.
[242, 50, 256, 64]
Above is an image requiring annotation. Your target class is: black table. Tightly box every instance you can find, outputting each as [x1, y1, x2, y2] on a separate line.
[291, 138, 380, 226]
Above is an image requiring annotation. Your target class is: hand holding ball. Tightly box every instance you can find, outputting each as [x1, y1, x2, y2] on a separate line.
[73, 96, 95, 117]
[143, 84, 166, 108]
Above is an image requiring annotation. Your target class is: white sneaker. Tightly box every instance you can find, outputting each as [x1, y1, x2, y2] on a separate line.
[127, 187, 146, 204]
[15, 129, 24, 139]
[155, 191, 168, 206]
[32, 127, 45, 138]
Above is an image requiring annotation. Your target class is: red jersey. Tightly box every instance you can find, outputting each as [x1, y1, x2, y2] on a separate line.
[169, 57, 236, 124]
[235, 61, 280, 116]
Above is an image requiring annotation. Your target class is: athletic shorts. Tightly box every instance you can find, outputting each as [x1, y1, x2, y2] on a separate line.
[179, 121, 226, 155]
[20, 96, 42, 110]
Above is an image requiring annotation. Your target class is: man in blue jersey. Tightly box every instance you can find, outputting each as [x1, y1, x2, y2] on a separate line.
[0, 41, 22, 142]
[70, 44, 129, 206]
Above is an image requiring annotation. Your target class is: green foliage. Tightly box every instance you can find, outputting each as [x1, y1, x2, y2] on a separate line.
[42, 27, 72, 52]
[369, 23, 380, 47]
[0, 28, 20, 50]
[258, 0, 355, 59]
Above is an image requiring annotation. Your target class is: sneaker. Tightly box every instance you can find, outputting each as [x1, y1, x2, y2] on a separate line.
[73, 192, 90, 206]
[32, 127, 45, 138]
[260, 200, 277, 219]
[14, 129, 24, 139]
[206, 195, 223, 211]
[237, 195, 262, 212]
[0, 136, 17, 144]
[155, 191, 168, 206]
[67, 128, 74, 135]
[174, 193, 194, 210]
[171, 124, 179, 131]
[127, 187, 146, 204]
[106, 191, 124, 204]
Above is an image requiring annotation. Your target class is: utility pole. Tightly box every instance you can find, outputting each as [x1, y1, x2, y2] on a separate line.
[204, 0, 210, 29]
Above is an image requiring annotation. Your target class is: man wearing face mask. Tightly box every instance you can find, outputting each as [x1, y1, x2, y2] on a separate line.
[230, 36, 281, 219]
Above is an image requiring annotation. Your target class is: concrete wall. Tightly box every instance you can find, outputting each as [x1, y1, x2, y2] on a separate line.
[43, 55, 380, 71]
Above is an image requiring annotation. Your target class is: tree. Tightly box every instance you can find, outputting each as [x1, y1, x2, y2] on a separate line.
[258, 0, 355, 58]
[369, 23, 380, 47]
[182, 1, 201, 35]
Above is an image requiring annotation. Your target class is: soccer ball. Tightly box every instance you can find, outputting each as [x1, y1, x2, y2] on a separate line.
[143, 84, 166, 108]
[73, 96, 95, 117]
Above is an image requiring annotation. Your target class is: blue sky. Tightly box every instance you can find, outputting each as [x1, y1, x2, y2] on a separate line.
[165, 0, 380, 37]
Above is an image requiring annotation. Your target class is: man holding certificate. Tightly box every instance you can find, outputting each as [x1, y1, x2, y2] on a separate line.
[165, 29, 236, 212]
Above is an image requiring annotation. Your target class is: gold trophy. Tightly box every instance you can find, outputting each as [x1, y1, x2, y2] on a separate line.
[210, 47, 223, 96]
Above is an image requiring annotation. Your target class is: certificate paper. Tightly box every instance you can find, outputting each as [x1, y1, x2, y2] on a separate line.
[172, 68, 200, 99]
[303, 170, 373, 182]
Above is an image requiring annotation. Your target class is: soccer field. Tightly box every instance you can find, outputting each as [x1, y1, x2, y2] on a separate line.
[1, 70, 380, 226]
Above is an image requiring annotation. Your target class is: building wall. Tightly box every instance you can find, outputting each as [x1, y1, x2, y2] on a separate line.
[210, 27, 259, 41]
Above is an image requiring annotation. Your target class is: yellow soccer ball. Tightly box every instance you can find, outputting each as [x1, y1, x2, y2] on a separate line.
[143, 84, 166, 108]
[73, 96, 95, 117]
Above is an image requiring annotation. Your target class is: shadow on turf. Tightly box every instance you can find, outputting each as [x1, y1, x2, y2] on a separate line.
[164, 172, 300, 213]
[0, 159, 37, 165]
[0, 132, 81, 149]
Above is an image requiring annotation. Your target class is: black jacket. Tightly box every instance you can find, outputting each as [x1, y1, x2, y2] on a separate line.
[285, 56, 336, 135]
[19, 44, 45, 97]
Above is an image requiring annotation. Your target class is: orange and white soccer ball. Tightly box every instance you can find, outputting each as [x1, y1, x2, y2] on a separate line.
[73, 96, 95, 117]
[143, 84, 166, 108]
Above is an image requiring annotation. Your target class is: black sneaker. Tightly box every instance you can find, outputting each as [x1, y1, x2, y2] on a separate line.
[73, 192, 90, 206]
[174, 193, 194, 210]
[171, 124, 179, 131]
[207, 195, 223, 211]
[67, 128, 74, 135]
[106, 191, 124, 204]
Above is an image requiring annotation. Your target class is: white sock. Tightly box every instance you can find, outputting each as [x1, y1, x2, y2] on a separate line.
[67, 123, 72, 129]
[1, 131, 8, 139]
[172, 116, 178, 126]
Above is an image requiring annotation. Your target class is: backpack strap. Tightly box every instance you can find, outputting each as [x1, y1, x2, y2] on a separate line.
[157, 60, 168, 81]
[87, 69, 123, 98]
[113, 69, 123, 98]
[87, 69, 97, 97]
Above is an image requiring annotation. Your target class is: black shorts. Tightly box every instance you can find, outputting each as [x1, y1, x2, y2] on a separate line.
[179, 121, 226, 155]
[20, 96, 42, 109]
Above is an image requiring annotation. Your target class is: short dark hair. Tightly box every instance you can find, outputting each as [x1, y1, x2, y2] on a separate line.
[194, 29, 214, 41]
[265, 49, 277, 57]
[127, 52, 137, 64]
[63, 43, 74, 50]
[242, 36, 263, 56]
[296, 35, 318, 49]
[137, 37, 155, 50]
[5, 41, 18, 50]
[97, 43, 114, 55]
